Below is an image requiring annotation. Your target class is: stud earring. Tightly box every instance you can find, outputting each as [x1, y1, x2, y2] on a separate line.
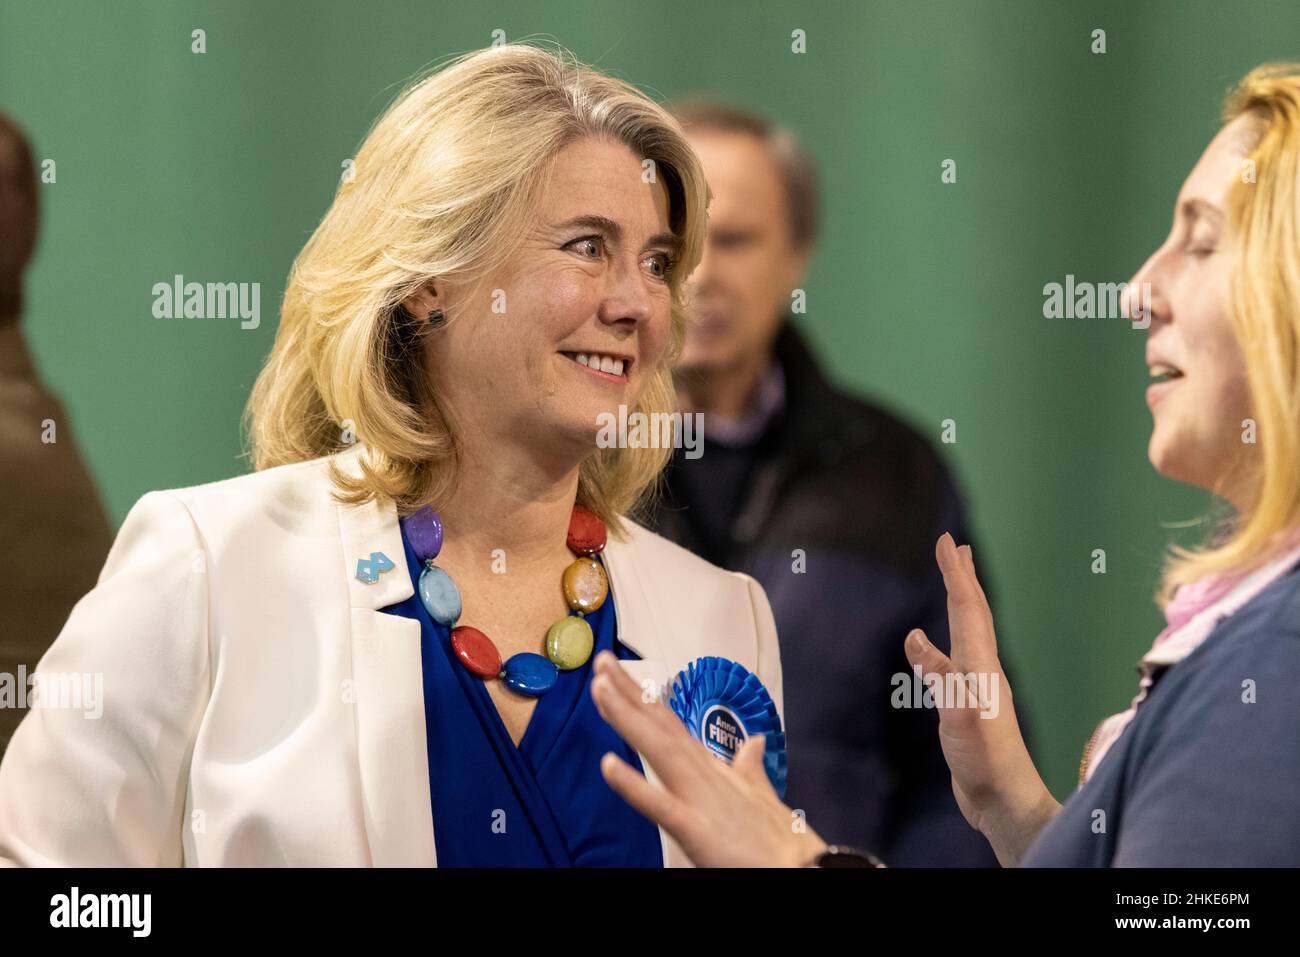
[427, 309, 445, 327]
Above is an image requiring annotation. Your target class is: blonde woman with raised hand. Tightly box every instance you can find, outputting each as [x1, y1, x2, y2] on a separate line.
[590, 65, 1300, 868]
[0, 44, 785, 868]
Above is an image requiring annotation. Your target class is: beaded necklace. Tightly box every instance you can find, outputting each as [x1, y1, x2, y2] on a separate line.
[401, 504, 609, 697]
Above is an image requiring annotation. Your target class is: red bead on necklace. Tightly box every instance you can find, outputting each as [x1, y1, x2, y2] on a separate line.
[400, 504, 609, 697]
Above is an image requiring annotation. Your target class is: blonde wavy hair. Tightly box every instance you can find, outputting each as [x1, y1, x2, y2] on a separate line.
[1159, 63, 1300, 601]
[243, 43, 708, 534]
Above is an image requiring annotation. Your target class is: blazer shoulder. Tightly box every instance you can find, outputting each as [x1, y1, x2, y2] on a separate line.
[101, 452, 355, 576]
[612, 519, 784, 718]
[618, 517, 757, 592]
[613, 517, 776, 628]
[134, 449, 347, 535]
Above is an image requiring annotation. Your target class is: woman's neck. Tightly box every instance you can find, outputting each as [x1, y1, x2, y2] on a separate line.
[436, 435, 582, 569]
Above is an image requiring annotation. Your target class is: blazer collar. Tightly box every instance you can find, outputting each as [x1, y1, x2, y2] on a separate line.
[595, 526, 663, 663]
[333, 442, 433, 866]
[330, 443, 688, 866]
[335, 444, 414, 611]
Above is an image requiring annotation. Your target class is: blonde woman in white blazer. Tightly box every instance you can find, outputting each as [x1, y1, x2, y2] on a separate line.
[0, 44, 785, 868]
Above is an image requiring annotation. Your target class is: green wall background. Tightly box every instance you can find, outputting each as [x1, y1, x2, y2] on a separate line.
[4, 0, 1296, 799]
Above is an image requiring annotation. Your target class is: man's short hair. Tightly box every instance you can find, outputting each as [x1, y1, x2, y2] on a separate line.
[670, 99, 818, 252]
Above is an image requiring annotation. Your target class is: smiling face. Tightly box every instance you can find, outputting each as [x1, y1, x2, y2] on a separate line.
[1122, 115, 1259, 505]
[408, 135, 679, 467]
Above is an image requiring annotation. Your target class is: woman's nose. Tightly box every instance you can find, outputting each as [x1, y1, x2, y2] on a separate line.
[1119, 274, 1150, 326]
[597, 257, 655, 327]
[1121, 253, 1168, 329]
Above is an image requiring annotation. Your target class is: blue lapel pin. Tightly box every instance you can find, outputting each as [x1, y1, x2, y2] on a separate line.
[355, 550, 396, 584]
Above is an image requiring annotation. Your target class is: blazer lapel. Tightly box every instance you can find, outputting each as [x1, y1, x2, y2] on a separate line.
[602, 526, 696, 868]
[332, 448, 689, 869]
[333, 444, 438, 867]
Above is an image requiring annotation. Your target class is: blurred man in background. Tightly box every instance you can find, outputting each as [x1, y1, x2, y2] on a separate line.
[644, 101, 1007, 865]
[0, 113, 113, 756]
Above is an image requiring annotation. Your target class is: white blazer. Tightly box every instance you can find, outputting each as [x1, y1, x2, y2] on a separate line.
[0, 443, 783, 867]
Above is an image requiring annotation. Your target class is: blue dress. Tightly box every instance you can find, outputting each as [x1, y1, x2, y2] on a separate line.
[379, 522, 664, 867]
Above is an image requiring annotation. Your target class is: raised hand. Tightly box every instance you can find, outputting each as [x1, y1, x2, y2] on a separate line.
[903, 532, 1060, 866]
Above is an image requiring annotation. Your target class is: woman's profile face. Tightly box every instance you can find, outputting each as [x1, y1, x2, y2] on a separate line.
[418, 134, 678, 464]
[1122, 115, 1257, 504]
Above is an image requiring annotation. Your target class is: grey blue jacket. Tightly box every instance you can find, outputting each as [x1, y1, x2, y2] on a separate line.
[1024, 558, 1300, 866]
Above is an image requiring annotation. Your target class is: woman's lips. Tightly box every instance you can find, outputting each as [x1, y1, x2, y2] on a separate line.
[1146, 376, 1183, 409]
[560, 351, 629, 383]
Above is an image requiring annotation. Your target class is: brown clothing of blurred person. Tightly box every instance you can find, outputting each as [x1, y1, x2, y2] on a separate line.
[0, 112, 113, 756]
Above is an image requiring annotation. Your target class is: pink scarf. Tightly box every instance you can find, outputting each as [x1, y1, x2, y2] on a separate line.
[1152, 569, 1250, 647]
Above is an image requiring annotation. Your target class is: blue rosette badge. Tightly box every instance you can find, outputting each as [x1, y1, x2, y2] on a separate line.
[668, 656, 787, 798]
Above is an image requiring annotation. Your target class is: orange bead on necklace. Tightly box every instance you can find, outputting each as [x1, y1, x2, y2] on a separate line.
[400, 504, 608, 697]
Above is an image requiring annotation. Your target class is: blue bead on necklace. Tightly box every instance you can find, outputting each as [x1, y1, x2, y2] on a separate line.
[399, 504, 610, 697]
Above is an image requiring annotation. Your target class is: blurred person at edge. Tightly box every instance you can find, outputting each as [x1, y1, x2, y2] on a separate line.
[0, 113, 112, 757]
[639, 101, 1008, 865]
[594, 65, 1300, 867]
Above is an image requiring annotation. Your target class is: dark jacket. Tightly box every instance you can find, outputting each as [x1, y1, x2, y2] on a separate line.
[642, 321, 1002, 865]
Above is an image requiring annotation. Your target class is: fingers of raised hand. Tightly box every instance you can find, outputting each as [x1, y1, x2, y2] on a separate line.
[934, 534, 999, 666]
[905, 629, 987, 728]
[905, 628, 954, 676]
[958, 544, 993, 609]
[732, 734, 771, 790]
[936, 535, 983, 606]
[598, 751, 693, 836]
[590, 651, 707, 790]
